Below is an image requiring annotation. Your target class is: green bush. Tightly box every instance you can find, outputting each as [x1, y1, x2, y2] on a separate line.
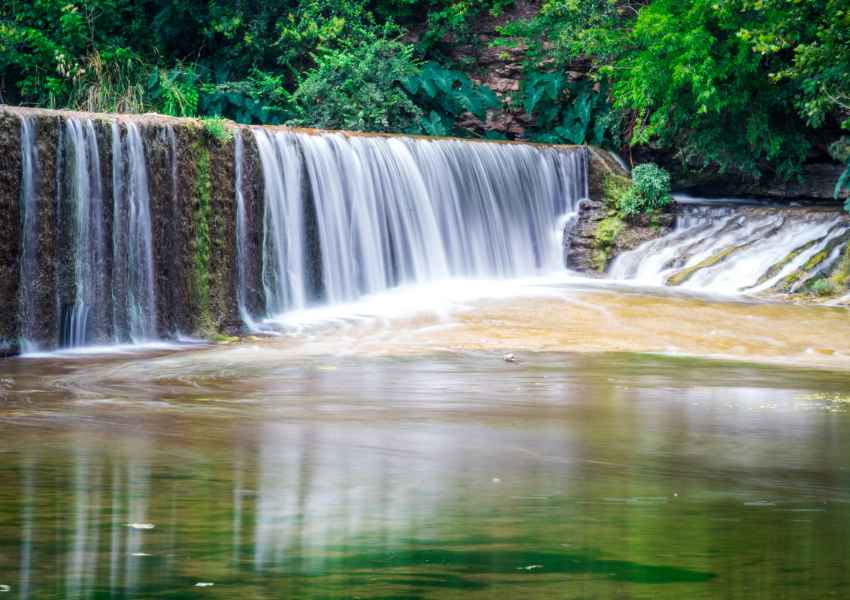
[618, 163, 673, 217]
[290, 38, 422, 133]
[199, 70, 292, 125]
[519, 72, 613, 146]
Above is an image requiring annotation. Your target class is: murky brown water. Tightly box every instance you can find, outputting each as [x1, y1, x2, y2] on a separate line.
[1, 285, 850, 598]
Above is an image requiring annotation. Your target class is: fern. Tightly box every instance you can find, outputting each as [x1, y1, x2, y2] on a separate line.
[404, 62, 500, 135]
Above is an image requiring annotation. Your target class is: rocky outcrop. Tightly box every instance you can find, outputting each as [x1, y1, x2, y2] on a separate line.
[566, 148, 675, 273]
[438, 0, 595, 139]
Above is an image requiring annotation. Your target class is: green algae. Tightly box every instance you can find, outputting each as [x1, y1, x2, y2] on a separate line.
[748, 237, 821, 290]
[592, 215, 625, 271]
[602, 172, 632, 209]
[775, 233, 850, 295]
[666, 244, 741, 286]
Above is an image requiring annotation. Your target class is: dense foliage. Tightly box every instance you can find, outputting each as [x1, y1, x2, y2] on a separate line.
[1, 0, 848, 195]
[290, 38, 422, 132]
[0, 0, 509, 136]
[505, 0, 850, 185]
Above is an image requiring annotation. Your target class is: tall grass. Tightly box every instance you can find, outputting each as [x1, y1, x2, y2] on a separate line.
[68, 50, 148, 113]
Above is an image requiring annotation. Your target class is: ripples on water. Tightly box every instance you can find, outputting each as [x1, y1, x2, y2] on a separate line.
[2, 285, 850, 599]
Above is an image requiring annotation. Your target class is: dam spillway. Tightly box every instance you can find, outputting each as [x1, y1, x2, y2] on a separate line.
[3, 106, 849, 356]
[0, 107, 588, 353]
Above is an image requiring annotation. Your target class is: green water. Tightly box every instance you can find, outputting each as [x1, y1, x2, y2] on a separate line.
[1, 349, 849, 599]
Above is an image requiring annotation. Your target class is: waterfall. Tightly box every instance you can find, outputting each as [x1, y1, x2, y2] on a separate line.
[15, 116, 157, 352]
[111, 121, 156, 342]
[11, 109, 589, 351]
[234, 131, 255, 326]
[63, 118, 106, 347]
[18, 116, 40, 352]
[254, 130, 309, 314]
[609, 203, 850, 294]
[249, 130, 587, 320]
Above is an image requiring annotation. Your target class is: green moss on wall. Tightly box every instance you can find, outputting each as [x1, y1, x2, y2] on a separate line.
[829, 241, 850, 288]
[602, 173, 631, 209]
[192, 140, 212, 332]
[592, 215, 625, 271]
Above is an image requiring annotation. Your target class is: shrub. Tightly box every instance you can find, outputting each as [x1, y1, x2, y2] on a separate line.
[290, 38, 422, 133]
[199, 70, 292, 125]
[618, 163, 672, 216]
[67, 49, 149, 114]
[201, 117, 233, 143]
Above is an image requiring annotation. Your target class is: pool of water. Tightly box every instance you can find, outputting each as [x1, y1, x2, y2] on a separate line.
[1, 285, 850, 599]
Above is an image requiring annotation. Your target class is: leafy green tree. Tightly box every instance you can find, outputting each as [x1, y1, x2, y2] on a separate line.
[508, 0, 849, 184]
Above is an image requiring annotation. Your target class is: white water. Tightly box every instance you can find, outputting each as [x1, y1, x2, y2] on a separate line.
[18, 115, 40, 352]
[234, 131, 255, 327]
[64, 118, 106, 347]
[254, 130, 309, 315]
[248, 131, 587, 325]
[111, 121, 157, 342]
[17, 117, 157, 353]
[609, 203, 850, 294]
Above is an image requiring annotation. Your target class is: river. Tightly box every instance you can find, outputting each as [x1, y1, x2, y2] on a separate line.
[1, 278, 849, 599]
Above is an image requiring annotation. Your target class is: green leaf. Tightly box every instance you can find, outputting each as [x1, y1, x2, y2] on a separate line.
[402, 76, 420, 95]
[575, 92, 593, 127]
[225, 92, 244, 108]
[535, 104, 560, 129]
[525, 85, 546, 115]
[836, 162, 850, 202]
[420, 110, 449, 136]
[420, 75, 437, 99]
[591, 119, 607, 146]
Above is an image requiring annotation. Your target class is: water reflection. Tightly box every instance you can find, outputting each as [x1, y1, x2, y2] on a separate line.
[1, 353, 850, 598]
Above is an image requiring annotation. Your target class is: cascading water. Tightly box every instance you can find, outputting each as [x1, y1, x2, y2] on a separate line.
[609, 202, 850, 294]
[111, 121, 156, 342]
[63, 118, 106, 347]
[248, 130, 587, 321]
[14, 111, 589, 351]
[14, 115, 158, 352]
[253, 130, 309, 314]
[18, 115, 40, 352]
[234, 130, 254, 326]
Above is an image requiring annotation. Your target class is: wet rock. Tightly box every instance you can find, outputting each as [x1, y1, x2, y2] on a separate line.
[567, 148, 675, 273]
[0, 112, 22, 344]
